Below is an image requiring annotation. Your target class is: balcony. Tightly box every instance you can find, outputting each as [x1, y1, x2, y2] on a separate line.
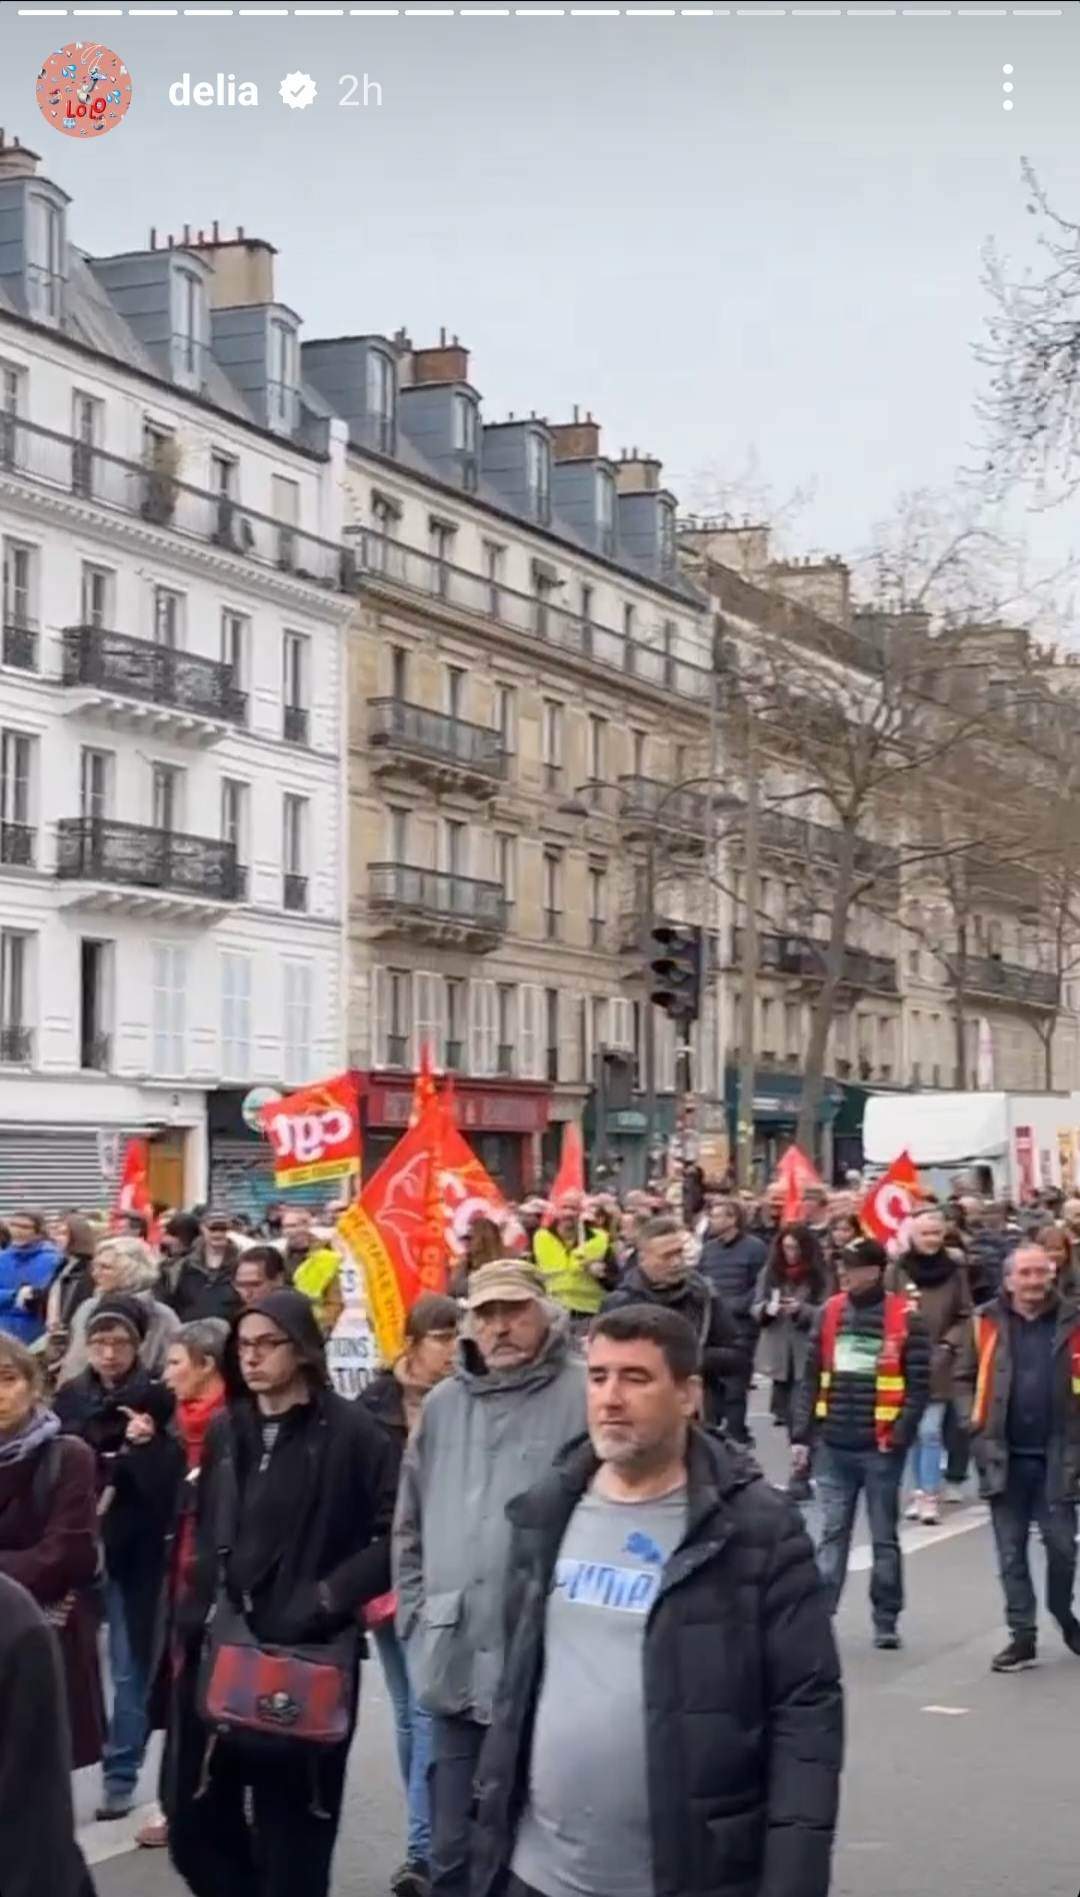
[368, 862, 508, 951]
[2, 618, 38, 672]
[61, 625, 247, 744]
[283, 872, 309, 913]
[618, 776, 709, 851]
[758, 810, 900, 882]
[965, 955, 1058, 1010]
[55, 818, 242, 922]
[731, 928, 898, 994]
[283, 704, 309, 746]
[369, 698, 508, 795]
[0, 1026, 32, 1065]
[344, 527, 714, 708]
[0, 823, 35, 869]
[0, 416, 344, 591]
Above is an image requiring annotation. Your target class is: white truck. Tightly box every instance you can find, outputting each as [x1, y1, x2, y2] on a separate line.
[861, 1090, 1080, 1202]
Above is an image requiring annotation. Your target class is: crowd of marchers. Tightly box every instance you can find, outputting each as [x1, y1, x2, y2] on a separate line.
[0, 1170, 1079, 1897]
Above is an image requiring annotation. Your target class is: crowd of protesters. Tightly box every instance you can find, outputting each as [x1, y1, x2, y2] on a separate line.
[0, 1163, 1079, 1897]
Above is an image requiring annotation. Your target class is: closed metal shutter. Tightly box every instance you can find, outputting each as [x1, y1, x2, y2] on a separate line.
[0, 1128, 107, 1212]
[209, 1138, 329, 1218]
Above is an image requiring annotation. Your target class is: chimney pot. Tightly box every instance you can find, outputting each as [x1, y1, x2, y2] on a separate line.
[212, 218, 220, 240]
[149, 226, 157, 249]
[237, 225, 245, 239]
[13, 137, 19, 149]
[572, 403, 579, 423]
[167, 233, 174, 247]
[439, 325, 446, 346]
[182, 223, 190, 243]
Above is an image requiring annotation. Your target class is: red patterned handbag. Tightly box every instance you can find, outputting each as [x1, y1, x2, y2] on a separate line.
[196, 1437, 359, 1753]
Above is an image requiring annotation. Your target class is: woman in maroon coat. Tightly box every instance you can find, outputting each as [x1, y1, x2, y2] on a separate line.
[0, 1334, 104, 1769]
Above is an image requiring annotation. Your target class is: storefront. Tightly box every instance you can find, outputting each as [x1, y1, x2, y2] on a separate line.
[207, 1087, 332, 1218]
[0, 1076, 208, 1215]
[723, 1066, 845, 1184]
[360, 1072, 550, 1199]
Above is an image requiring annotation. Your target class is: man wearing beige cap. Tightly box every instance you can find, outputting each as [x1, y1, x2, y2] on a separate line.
[394, 1260, 586, 1897]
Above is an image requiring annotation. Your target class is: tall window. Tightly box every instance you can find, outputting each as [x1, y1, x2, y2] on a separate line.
[283, 961, 313, 1079]
[658, 500, 676, 573]
[221, 611, 248, 695]
[153, 586, 182, 649]
[444, 664, 465, 722]
[526, 431, 551, 522]
[81, 563, 112, 629]
[0, 930, 31, 1058]
[80, 748, 112, 822]
[221, 778, 249, 896]
[580, 582, 594, 627]
[79, 939, 113, 1071]
[221, 950, 253, 1077]
[494, 684, 516, 755]
[595, 469, 616, 555]
[151, 763, 182, 834]
[2, 540, 35, 669]
[387, 968, 412, 1066]
[0, 731, 33, 867]
[496, 833, 516, 907]
[71, 392, 100, 497]
[269, 322, 297, 427]
[429, 520, 456, 595]
[151, 942, 187, 1074]
[543, 850, 562, 940]
[388, 805, 409, 862]
[545, 987, 559, 1083]
[442, 818, 467, 879]
[632, 728, 647, 778]
[496, 984, 516, 1074]
[588, 714, 606, 799]
[0, 363, 23, 469]
[391, 645, 409, 701]
[542, 700, 563, 790]
[623, 602, 636, 644]
[453, 394, 478, 487]
[446, 979, 467, 1070]
[283, 794, 309, 911]
[533, 570, 558, 638]
[282, 632, 309, 744]
[588, 866, 607, 949]
[483, 541, 504, 616]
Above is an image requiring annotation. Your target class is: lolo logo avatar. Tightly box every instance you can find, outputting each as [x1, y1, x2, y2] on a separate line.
[37, 41, 132, 139]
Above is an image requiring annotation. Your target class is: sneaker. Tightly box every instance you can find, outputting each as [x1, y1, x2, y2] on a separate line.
[991, 1636, 1037, 1672]
[94, 1793, 134, 1821]
[873, 1626, 902, 1650]
[943, 1482, 967, 1505]
[920, 1495, 941, 1525]
[904, 1490, 924, 1521]
[1061, 1618, 1080, 1657]
[391, 1861, 431, 1897]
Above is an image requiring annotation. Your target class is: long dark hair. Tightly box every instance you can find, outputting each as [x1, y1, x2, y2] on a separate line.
[763, 1222, 828, 1299]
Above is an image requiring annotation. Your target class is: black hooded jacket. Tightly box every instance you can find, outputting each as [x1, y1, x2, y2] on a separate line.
[186, 1290, 396, 1647]
[472, 1428, 843, 1897]
[0, 1577, 96, 1897]
[601, 1266, 743, 1423]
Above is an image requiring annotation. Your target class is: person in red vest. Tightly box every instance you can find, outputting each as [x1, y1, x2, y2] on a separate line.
[959, 1239, 1080, 1673]
[790, 1237, 930, 1649]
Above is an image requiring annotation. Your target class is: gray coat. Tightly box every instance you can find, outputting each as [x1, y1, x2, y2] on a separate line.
[393, 1311, 587, 1724]
[751, 1267, 823, 1385]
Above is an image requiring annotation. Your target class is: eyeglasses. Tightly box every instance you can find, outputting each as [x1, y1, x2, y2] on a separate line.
[237, 1334, 289, 1360]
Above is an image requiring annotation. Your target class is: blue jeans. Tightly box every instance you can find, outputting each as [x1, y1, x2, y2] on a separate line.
[989, 1455, 1078, 1642]
[102, 1576, 148, 1799]
[908, 1399, 946, 1495]
[816, 1443, 905, 1630]
[374, 1620, 432, 1863]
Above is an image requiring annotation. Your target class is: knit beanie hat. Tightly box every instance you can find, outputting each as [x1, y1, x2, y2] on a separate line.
[86, 1293, 148, 1346]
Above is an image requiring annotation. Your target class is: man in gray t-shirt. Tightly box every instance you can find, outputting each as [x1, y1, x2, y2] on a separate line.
[512, 1485, 687, 1897]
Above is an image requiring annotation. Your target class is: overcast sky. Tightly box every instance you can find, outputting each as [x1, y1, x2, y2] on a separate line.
[5, 2, 1080, 612]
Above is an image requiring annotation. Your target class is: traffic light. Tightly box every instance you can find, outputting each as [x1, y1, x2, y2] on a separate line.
[649, 923, 703, 1023]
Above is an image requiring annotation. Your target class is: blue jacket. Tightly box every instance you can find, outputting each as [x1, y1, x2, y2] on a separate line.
[0, 1237, 61, 1343]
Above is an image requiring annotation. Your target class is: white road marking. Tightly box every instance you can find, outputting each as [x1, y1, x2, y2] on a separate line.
[81, 1804, 159, 1866]
[921, 1704, 970, 1716]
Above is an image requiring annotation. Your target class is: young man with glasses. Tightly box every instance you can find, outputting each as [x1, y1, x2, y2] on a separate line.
[166, 1289, 396, 1897]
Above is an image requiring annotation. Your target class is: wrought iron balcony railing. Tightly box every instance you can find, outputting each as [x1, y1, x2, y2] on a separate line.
[965, 955, 1058, 1009]
[283, 872, 309, 913]
[369, 862, 509, 933]
[618, 775, 710, 836]
[0, 1026, 33, 1064]
[0, 822, 35, 868]
[56, 818, 242, 903]
[731, 927, 898, 994]
[369, 698, 507, 778]
[283, 704, 309, 746]
[80, 1033, 112, 1072]
[2, 618, 38, 671]
[62, 625, 247, 725]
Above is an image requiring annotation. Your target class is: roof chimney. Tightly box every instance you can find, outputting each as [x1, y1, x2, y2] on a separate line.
[149, 227, 157, 250]
[614, 450, 663, 495]
[550, 411, 602, 462]
[0, 131, 41, 180]
[411, 334, 470, 386]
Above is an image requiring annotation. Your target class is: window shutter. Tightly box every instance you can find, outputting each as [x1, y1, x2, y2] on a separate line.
[170, 946, 187, 1074]
[610, 996, 633, 1052]
[656, 1011, 677, 1093]
[370, 966, 388, 1068]
[520, 984, 541, 1080]
[469, 980, 486, 1076]
[415, 971, 442, 1068]
[559, 990, 580, 1084]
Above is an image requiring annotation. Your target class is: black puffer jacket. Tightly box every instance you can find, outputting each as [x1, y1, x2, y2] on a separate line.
[789, 1286, 931, 1454]
[601, 1267, 743, 1423]
[472, 1428, 843, 1897]
[699, 1231, 767, 1361]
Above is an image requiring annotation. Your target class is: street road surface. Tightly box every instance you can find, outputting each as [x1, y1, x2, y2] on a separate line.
[84, 1412, 1080, 1897]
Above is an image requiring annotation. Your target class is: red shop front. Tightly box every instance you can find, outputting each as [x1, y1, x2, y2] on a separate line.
[356, 1072, 550, 1200]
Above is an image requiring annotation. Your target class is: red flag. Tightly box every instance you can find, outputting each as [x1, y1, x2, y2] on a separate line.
[112, 1138, 153, 1234]
[859, 1151, 922, 1246]
[258, 1073, 360, 1188]
[410, 1041, 438, 1128]
[776, 1145, 824, 1223]
[550, 1122, 585, 1203]
[337, 1096, 448, 1363]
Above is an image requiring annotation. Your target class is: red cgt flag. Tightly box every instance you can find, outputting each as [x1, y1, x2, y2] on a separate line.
[258, 1073, 361, 1189]
[776, 1144, 824, 1223]
[859, 1150, 922, 1246]
[550, 1121, 585, 1203]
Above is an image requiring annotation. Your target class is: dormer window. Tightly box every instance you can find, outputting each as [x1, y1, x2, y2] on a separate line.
[366, 348, 396, 453]
[452, 393, 478, 491]
[596, 469, 616, 557]
[527, 431, 551, 524]
[174, 267, 204, 378]
[269, 319, 298, 431]
[658, 499, 676, 574]
[26, 194, 63, 323]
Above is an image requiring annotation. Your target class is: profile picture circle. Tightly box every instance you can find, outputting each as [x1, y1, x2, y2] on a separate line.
[37, 41, 132, 139]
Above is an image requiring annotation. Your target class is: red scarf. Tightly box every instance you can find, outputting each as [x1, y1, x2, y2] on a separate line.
[177, 1380, 225, 1472]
